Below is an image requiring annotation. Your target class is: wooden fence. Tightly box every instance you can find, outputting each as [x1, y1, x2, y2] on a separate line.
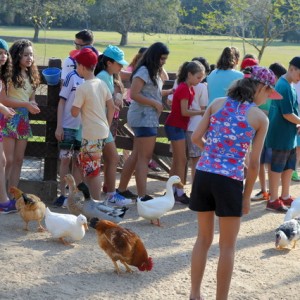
[20, 59, 177, 202]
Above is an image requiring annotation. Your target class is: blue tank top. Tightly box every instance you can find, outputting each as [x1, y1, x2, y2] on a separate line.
[196, 97, 256, 181]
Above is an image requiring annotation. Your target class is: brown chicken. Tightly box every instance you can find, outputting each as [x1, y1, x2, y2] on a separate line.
[10, 186, 46, 232]
[90, 218, 153, 274]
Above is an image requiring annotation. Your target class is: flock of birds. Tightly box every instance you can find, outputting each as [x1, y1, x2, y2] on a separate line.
[8, 174, 182, 274]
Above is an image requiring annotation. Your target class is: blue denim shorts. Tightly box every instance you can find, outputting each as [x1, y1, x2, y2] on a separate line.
[165, 125, 186, 141]
[131, 127, 157, 137]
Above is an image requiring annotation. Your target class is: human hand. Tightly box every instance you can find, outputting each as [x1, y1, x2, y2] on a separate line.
[114, 93, 123, 108]
[0, 105, 15, 119]
[28, 102, 40, 114]
[154, 102, 163, 114]
[55, 127, 64, 142]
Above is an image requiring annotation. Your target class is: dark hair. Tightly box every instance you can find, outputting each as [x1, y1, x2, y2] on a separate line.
[192, 56, 210, 75]
[94, 54, 115, 75]
[243, 53, 257, 61]
[0, 48, 12, 93]
[113, 73, 124, 94]
[131, 42, 169, 86]
[269, 62, 287, 79]
[177, 61, 205, 84]
[9, 39, 40, 90]
[129, 47, 148, 69]
[227, 78, 260, 103]
[75, 29, 94, 44]
[216, 46, 240, 70]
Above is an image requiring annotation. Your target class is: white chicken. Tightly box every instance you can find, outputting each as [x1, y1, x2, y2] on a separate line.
[284, 197, 300, 221]
[137, 175, 183, 226]
[275, 217, 300, 250]
[45, 207, 88, 245]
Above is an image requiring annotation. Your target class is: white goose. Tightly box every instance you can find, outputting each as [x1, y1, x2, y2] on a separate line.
[284, 197, 300, 222]
[45, 207, 88, 245]
[137, 175, 183, 226]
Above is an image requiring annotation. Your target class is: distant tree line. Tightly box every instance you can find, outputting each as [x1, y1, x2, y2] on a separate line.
[0, 0, 300, 59]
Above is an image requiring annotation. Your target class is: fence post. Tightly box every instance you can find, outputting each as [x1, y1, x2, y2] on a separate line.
[43, 58, 61, 181]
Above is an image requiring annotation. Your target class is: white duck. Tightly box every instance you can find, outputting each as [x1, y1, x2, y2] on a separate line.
[137, 175, 183, 226]
[45, 207, 88, 245]
[284, 197, 300, 221]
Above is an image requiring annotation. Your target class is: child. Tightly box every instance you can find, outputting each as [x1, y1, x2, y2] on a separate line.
[0, 38, 16, 214]
[266, 57, 300, 212]
[54, 51, 85, 207]
[165, 61, 206, 204]
[0, 39, 40, 194]
[189, 66, 280, 300]
[251, 62, 287, 201]
[71, 47, 115, 200]
[117, 42, 172, 201]
[95, 45, 132, 206]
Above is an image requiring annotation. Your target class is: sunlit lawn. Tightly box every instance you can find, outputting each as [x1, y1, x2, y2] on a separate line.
[1, 26, 300, 72]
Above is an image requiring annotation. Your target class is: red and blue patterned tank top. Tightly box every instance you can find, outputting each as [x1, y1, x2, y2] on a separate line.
[196, 97, 256, 181]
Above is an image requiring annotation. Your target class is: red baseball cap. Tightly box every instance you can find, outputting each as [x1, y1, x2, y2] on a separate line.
[74, 48, 98, 69]
[241, 58, 259, 70]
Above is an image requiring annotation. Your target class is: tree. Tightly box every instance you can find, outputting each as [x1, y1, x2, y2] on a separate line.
[199, 0, 300, 60]
[0, 0, 95, 42]
[90, 0, 181, 46]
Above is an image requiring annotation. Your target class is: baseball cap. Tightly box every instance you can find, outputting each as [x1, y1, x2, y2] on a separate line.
[103, 45, 128, 66]
[245, 65, 282, 100]
[74, 48, 98, 69]
[0, 39, 9, 52]
[241, 58, 258, 70]
[289, 56, 300, 69]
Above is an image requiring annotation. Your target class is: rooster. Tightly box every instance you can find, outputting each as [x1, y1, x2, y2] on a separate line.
[90, 218, 153, 274]
[9, 186, 46, 232]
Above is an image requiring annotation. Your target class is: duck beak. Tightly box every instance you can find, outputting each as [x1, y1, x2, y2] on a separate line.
[177, 181, 184, 188]
[83, 223, 89, 231]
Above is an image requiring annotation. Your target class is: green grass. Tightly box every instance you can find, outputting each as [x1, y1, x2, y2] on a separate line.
[1, 26, 300, 71]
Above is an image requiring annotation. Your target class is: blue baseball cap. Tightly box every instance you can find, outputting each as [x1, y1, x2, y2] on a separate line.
[0, 39, 9, 52]
[103, 45, 128, 66]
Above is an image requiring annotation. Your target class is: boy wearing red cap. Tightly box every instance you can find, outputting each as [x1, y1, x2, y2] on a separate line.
[266, 57, 300, 212]
[71, 48, 115, 200]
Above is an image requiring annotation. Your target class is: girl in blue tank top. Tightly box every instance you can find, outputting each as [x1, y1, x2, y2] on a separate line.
[188, 66, 282, 300]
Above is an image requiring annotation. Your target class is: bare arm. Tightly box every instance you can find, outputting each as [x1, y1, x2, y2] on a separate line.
[55, 98, 66, 142]
[180, 99, 205, 117]
[283, 113, 300, 124]
[106, 98, 115, 126]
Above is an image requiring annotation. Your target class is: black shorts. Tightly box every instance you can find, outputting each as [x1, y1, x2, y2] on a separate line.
[189, 170, 243, 217]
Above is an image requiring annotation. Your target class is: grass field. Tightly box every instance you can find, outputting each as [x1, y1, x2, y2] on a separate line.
[1, 26, 300, 72]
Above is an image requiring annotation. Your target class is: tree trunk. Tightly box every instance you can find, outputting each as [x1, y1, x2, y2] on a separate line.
[33, 25, 40, 43]
[120, 32, 128, 46]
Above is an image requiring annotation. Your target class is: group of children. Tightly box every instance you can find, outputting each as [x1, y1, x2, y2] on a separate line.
[2, 32, 300, 299]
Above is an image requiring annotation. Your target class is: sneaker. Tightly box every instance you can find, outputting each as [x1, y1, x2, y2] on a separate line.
[107, 192, 132, 207]
[251, 190, 269, 201]
[266, 199, 288, 213]
[148, 160, 161, 172]
[0, 199, 17, 214]
[174, 192, 190, 205]
[53, 195, 67, 207]
[116, 189, 138, 199]
[279, 196, 294, 207]
[291, 171, 300, 182]
[139, 195, 153, 202]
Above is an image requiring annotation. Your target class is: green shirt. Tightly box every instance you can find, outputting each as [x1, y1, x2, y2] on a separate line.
[266, 76, 299, 150]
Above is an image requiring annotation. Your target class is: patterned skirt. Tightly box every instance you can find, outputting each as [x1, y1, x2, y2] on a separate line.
[0, 107, 32, 140]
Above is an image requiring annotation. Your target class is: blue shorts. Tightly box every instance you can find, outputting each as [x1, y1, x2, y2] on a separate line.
[189, 170, 243, 217]
[131, 127, 157, 137]
[59, 128, 81, 151]
[104, 131, 114, 144]
[260, 145, 272, 164]
[270, 148, 296, 172]
[165, 125, 186, 141]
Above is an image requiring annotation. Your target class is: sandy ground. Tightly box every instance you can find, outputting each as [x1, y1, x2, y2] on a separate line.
[1, 173, 300, 300]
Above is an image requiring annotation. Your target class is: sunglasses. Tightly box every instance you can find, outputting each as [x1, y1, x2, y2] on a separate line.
[73, 41, 89, 47]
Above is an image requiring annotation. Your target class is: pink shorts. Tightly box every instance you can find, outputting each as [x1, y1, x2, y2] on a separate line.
[78, 139, 103, 177]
